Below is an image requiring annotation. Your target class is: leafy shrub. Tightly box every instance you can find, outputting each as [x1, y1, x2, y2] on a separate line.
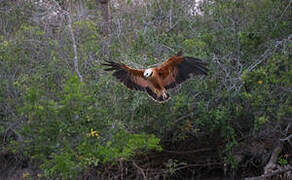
[15, 75, 161, 178]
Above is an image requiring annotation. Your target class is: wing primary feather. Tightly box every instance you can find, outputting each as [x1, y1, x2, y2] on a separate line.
[163, 56, 208, 89]
[182, 57, 209, 75]
[102, 61, 149, 92]
[103, 67, 118, 71]
[101, 61, 121, 71]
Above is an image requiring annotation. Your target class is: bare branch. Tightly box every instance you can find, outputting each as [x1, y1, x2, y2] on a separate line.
[264, 142, 283, 174]
[163, 148, 213, 154]
[132, 161, 146, 180]
[172, 162, 223, 172]
[279, 0, 292, 19]
[244, 167, 292, 180]
[247, 35, 292, 72]
[34, 0, 83, 81]
[67, 14, 83, 82]
[280, 134, 292, 147]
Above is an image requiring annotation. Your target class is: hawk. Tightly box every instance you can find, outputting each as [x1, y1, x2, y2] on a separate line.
[102, 51, 208, 103]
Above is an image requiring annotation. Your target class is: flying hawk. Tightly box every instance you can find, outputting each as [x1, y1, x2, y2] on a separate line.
[102, 51, 208, 103]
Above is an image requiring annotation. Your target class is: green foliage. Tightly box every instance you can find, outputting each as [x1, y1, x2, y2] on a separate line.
[277, 155, 288, 166]
[166, 159, 187, 175]
[241, 51, 292, 131]
[14, 75, 161, 178]
[41, 148, 78, 179]
[40, 130, 161, 178]
[1, 0, 291, 178]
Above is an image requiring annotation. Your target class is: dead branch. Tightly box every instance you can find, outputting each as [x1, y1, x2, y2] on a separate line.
[67, 14, 83, 82]
[44, 0, 83, 82]
[247, 34, 291, 72]
[264, 142, 283, 174]
[132, 161, 146, 180]
[119, 159, 124, 180]
[280, 123, 292, 146]
[173, 113, 193, 124]
[172, 161, 223, 172]
[280, 134, 292, 147]
[279, 0, 292, 19]
[244, 167, 292, 180]
[163, 148, 213, 154]
[280, 134, 292, 142]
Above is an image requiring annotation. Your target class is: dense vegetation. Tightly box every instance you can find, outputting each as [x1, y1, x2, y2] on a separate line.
[0, 0, 291, 179]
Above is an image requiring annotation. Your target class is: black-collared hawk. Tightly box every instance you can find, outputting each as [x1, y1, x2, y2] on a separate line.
[102, 51, 208, 103]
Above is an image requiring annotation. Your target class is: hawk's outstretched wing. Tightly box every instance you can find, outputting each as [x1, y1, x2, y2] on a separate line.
[156, 52, 208, 89]
[102, 61, 165, 102]
[102, 61, 149, 91]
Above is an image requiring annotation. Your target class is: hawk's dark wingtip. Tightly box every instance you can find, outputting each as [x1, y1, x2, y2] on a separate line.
[101, 61, 122, 71]
[176, 51, 183, 57]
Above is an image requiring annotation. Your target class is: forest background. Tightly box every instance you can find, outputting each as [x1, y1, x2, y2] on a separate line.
[0, 0, 291, 179]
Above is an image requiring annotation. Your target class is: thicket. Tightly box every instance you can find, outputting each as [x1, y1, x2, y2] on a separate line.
[0, 0, 291, 179]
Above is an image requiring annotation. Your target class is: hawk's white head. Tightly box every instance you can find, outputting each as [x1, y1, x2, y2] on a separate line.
[144, 69, 153, 78]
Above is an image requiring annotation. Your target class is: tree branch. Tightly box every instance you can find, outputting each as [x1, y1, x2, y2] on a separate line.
[163, 148, 213, 155]
[67, 14, 83, 82]
[244, 167, 292, 180]
[132, 161, 146, 180]
[264, 142, 283, 174]
[280, 134, 292, 147]
[279, 0, 292, 19]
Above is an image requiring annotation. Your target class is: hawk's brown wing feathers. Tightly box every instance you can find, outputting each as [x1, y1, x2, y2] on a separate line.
[157, 55, 208, 89]
[102, 61, 165, 102]
[102, 61, 149, 91]
[102, 51, 208, 103]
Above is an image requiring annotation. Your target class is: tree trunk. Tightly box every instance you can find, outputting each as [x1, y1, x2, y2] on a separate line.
[99, 0, 111, 34]
[98, 0, 111, 56]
